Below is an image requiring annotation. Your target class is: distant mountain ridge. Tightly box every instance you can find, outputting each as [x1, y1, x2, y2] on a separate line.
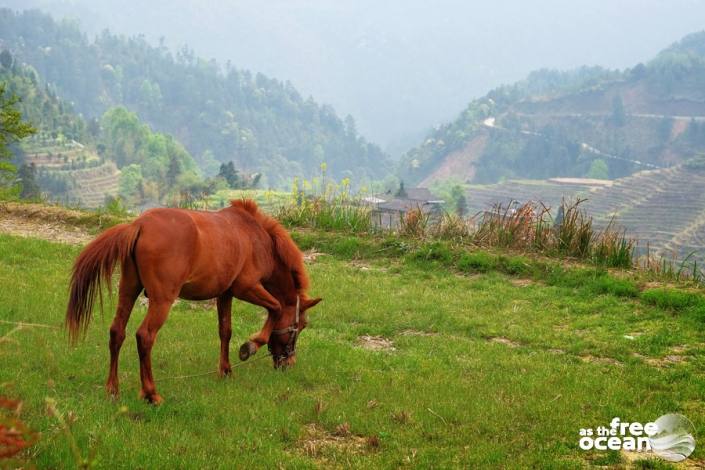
[0, 8, 390, 187]
[401, 31, 705, 186]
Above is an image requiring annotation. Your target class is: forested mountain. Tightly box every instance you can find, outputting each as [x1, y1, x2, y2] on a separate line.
[0, 9, 390, 187]
[0, 50, 207, 207]
[401, 32, 705, 186]
[0, 51, 88, 146]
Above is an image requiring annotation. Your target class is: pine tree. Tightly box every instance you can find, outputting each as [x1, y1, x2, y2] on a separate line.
[166, 154, 182, 187]
[0, 84, 36, 184]
[395, 181, 407, 198]
[18, 163, 40, 199]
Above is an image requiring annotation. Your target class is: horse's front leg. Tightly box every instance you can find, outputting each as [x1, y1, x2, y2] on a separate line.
[232, 283, 281, 360]
[216, 294, 233, 376]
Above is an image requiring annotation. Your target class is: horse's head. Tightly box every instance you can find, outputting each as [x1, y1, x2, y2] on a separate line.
[268, 295, 322, 368]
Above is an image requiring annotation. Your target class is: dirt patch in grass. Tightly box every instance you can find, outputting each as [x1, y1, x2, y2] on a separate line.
[488, 336, 521, 348]
[298, 423, 372, 461]
[303, 249, 325, 263]
[357, 335, 396, 351]
[547, 348, 566, 355]
[510, 278, 535, 287]
[348, 260, 387, 272]
[621, 449, 704, 469]
[633, 345, 691, 368]
[646, 354, 687, 367]
[579, 355, 623, 367]
[619, 449, 657, 466]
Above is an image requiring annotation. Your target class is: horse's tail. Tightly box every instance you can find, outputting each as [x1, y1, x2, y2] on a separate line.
[66, 223, 140, 343]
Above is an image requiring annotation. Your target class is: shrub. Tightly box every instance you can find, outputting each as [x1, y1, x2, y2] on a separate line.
[590, 276, 639, 298]
[641, 288, 704, 311]
[497, 255, 532, 276]
[409, 241, 453, 266]
[457, 251, 496, 273]
[330, 237, 364, 258]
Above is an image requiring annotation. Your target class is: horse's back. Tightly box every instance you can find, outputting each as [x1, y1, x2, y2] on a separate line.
[132, 208, 257, 300]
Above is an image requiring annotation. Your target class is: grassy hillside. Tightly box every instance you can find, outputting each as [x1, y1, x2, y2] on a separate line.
[1, 211, 705, 467]
[0, 8, 391, 186]
[402, 33, 705, 186]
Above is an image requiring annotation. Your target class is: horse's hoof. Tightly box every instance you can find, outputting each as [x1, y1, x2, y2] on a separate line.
[139, 390, 164, 405]
[219, 364, 232, 377]
[239, 341, 257, 361]
[105, 383, 119, 399]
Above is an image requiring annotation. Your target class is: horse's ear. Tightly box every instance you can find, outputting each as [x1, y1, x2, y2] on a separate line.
[302, 297, 322, 311]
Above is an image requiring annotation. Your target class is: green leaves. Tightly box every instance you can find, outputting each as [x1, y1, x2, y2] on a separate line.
[0, 83, 36, 183]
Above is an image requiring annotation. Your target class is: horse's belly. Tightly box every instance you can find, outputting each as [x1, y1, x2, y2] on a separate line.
[178, 279, 230, 301]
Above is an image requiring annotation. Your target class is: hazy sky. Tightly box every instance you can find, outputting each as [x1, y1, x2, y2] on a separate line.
[4, 0, 705, 154]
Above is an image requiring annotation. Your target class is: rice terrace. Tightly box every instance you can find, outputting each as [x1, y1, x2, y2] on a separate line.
[3, 2, 705, 469]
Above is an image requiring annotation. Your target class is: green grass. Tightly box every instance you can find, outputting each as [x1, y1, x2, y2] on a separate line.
[1, 233, 705, 468]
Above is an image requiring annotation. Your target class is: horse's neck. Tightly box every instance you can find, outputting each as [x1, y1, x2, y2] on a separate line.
[266, 262, 297, 303]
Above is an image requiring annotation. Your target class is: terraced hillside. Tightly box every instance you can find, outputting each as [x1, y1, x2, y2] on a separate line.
[465, 164, 705, 262]
[23, 138, 120, 208]
[23, 142, 97, 169]
[59, 161, 120, 208]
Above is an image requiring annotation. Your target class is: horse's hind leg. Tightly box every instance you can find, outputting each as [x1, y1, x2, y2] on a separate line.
[106, 257, 142, 398]
[135, 298, 174, 405]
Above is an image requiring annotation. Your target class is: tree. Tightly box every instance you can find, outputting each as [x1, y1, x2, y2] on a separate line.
[587, 159, 609, 180]
[166, 153, 182, 187]
[344, 114, 357, 137]
[18, 163, 40, 199]
[450, 185, 467, 216]
[395, 181, 407, 198]
[0, 50, 13, 69]
[118, 164, 144, 205]
[218, 161, 240, 188]
[0, 84, 36, 184]
[611, 95, 626, 127]
[251, 172, 262, 188]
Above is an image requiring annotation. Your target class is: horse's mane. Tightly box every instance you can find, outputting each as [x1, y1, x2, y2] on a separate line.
[230, 199, 309, 292]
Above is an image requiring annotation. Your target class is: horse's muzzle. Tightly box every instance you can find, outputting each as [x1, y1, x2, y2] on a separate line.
[273, 353, 296, 369]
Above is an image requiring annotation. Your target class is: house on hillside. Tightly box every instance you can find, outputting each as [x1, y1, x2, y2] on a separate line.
[363, 184, 445, 229]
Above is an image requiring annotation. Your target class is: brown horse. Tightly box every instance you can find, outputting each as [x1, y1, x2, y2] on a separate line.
[65, 199, 321, 404]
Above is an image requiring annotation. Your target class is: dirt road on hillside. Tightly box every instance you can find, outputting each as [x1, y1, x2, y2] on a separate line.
[0, 203, 94, 244]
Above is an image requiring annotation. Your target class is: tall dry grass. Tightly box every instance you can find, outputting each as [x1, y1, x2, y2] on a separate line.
[275, 187, 702, 283]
